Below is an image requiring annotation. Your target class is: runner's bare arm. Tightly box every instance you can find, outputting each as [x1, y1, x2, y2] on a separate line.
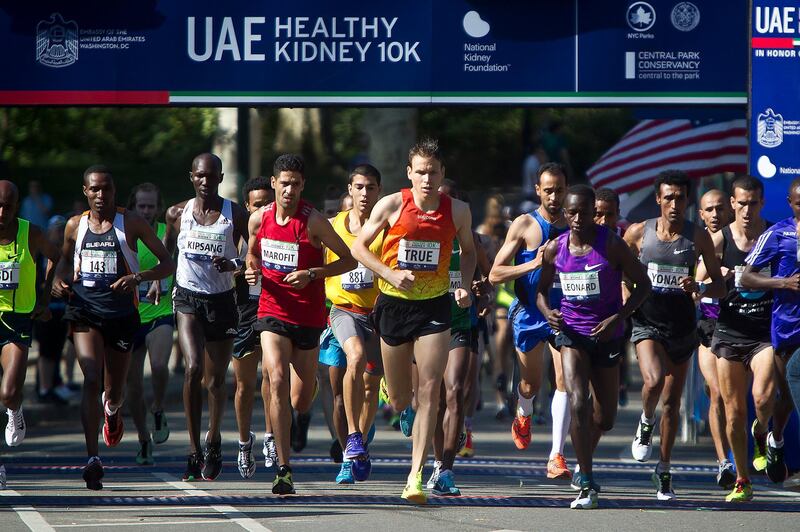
[610, 232, 651, 322]
[163, 201, 187, 257]
[488, 214, 542, 285]
[245, 208, 264, 286]
[352, 193, 412, 290]
[621, 221, 645, 296]
[212, 201, 251, 273]
[110, 213, 175, 294]
[535, 239, 561, 331]
[740, 264, 800, 292]
[688, 226, 726, 299]
[453, 199, 476, 308]
[52, 215, 80, 299]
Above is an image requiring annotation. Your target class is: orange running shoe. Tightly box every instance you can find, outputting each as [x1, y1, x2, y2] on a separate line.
[511, 414, 532, 450]
[458, 430, 475, 458]
[547, 453, 573, 480]
[103, 401, 124, 448]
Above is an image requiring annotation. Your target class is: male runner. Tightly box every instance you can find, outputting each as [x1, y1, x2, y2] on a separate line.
[126, 183, 174, 465]
[245, 154, 355, 494]
[538, 185, 651, 509]
[233, 177, 275, 479]
[352, 139, 476, 503]
[0, 181, 60, 489]
[164, 153, 249, 481]
[489, 162, 573, 480]
[624, 169, 725, 500]
[740, 177, 800, 486]
[695, 189, 735, 488]
[54, 166, 174, 490]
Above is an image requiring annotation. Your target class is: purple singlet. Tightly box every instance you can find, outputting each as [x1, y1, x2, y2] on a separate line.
[554, 225, 623, 337]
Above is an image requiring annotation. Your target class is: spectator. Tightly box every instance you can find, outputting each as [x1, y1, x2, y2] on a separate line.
[20, 180, 53, 229]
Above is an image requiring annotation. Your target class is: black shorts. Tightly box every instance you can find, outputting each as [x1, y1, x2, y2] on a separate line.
[173, 286, 238, 342]
[255, 316, 323, 351]
[64, 305, 140, 353]
[0, 311, 33, 349]
[450, 328, 471, 351]
[371, 293, 450, 347]
[233, 302, 259, 359]
[630, 324, 698, 365]
[698, 318, 716, 348]
[711, 335, 772, 369]
[555, 329, 625, 368]
[133, 314, 175, 352]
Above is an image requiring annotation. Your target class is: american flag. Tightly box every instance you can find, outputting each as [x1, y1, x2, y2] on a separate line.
[587, 119, 747, 194]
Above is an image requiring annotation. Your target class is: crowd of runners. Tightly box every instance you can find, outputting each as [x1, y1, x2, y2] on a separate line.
[0, 138, 799, 510]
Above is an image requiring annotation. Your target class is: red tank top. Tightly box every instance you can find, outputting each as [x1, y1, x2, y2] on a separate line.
[256, 200, 325, 327]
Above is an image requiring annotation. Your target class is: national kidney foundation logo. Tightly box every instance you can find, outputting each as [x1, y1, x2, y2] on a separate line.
[36, 13, 79, 68]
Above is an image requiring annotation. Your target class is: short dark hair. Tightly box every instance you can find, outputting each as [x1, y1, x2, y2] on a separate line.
[731, 175, 764, 198]
[595, 187, 620, 208]
[566, 184, 595, 205]
[242, 176, 272, 205]
[537, 162, 567, 183]
[654, 169, 690, 195]
[127, 182, 162, 212]
[83, 164, 112, 184]
[350, 163, 381, 185]
[408, 138, 444, 166]
[273, 154, 305, 178]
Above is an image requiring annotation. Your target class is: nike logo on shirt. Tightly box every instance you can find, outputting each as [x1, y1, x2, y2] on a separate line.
[673, 248, 691, 255]
[584, 264, 603, 271]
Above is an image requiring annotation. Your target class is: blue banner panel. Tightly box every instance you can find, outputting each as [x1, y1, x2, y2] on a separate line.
[750, 0, 800, 219]
[0, 1, 747, 105]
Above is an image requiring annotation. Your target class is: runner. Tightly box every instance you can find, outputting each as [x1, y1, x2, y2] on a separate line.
[232, 177, 275, 479]
[623, 169, 725, 500]
[351, 139, 476, 503]
[740, 176, 800, 486]
[53, 166, 174, 490]
[245, 154, 355, 494]
[0, 181, 60, 489]
[695, 189, 735, 488]
[697, 176, 776, 502]
[488, 162, 573, 480]
[164, 153, 249, 481]
[538, 185, 651, 509]
[126, 183, 174, 465]
[321, 164, 385, 484]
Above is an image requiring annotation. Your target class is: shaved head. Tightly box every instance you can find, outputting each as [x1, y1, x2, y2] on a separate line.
[700, 188, 725, 208]
[699, 188, 728, 232]
[0, 180, 19, 230]
[191, 153, 222, 175]
[0, 181, 19, 203]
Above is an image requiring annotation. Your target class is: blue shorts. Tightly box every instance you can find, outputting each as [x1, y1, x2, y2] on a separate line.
[318, 326, 346, 368]
[509, 299, 552, 354]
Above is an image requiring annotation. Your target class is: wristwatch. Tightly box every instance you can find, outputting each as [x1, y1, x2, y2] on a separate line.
[307, 269, 317, 281]
[133, 272, 144, 284]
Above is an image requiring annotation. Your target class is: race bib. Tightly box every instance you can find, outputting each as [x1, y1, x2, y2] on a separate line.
[398, 239, 440, 271]
[81, 249, 118, 287]
[261, 238, 299, 273]
[0, 262, 20, 290]
[342, 263, 374, 291]
[184, 230, 225, 262]
[559, 271, 600, 300]
[647, 262, 689, 292]
[449, 270, 462, 294]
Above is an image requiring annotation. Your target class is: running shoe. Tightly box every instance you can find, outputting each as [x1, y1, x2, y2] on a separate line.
[344, 432, 366, 461]
[716, 460, 736, 490]
[570, 486, 598, 509]
[329, 439, 343, 464]
[0, 464, 6, 490]
[389, 413, 401, 430]
[183, 452, 203, 481]
[457, 430, 467, 454]
[511, 414, 532, 450]
[570, 469, 582, 491]
[202, 433, 223, 480]
[653, 470, 676, 500]
[352, 454, 372, 482]
[272, 465, 296, 495]
[427, 460, 442, 489]
[725, 479, 753, 503]
[263, 434, 277, 469]
[751, 420, 767, 472]
[291, 411, 311, 452]
[152, 410, 170, 444]
[547, 453, 573, 480]
[136, 439, 154, 466]
[458, 430, 474, 458]
[401, 471, 427, 504]
[765, 432, 788, 483]
[379, 377, 390, 404]
[102, 401, 124, 448]
[237, 432, 256, 479]
[336, 460, 355, 484]
[432, 469, 461, 496]
[5, 407, 25, 446]
[83, 457, 104, 491]
[399, 406, 415, 437]
[366, 423, 376, 445]
[631, 418, 654, 462]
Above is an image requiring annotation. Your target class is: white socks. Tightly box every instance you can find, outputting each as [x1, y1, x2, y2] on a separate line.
[516, 383, 534, 417]
[550, 390, 571, 459]
[641, 412, 655, 425]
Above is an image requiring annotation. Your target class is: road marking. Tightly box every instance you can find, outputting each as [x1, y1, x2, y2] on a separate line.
[1, 488, 55, 531]
[53, 520, 233, 528]
[152, 472, 272, 532]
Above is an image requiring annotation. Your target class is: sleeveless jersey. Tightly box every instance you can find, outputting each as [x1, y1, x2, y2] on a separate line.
[137, 222, 173, 324]
[0, 218, 37, 313]
[449, 239, 471, 331]
[379, 189, 456, 300]
[256, 200, 326, 328]
[325, 210, 383, 310]
[176, 198, 238, 295]
[555, 225, 623, 337]
[72, 209, 139, 317]
[634, 218, 697, 336]
[716, 224, 773, 342]
[514, 209, 567, 310]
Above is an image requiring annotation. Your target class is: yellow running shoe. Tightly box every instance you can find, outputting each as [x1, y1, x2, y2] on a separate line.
[401, 471, 427, 504]
[752, 420, 767, 472]
[457, 430, 474, 458]
[725, 480, 753, 503]
[379, 377, 390, 405]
